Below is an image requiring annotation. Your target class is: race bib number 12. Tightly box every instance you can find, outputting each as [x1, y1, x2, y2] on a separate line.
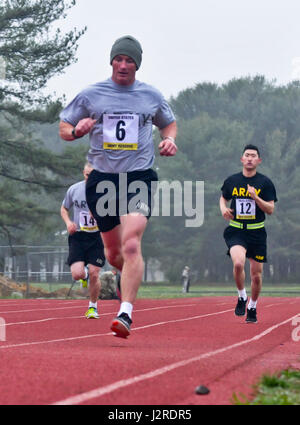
[236, 198, 256, 219]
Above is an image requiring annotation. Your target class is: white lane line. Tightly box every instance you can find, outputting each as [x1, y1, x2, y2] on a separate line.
[52, 312, 300, 405]
[0, 300, 83, 308]
[0, 305, 87, 314]
[1, 316, 85, 326]
[265, 303, 281, 308]
[0, 303, 198, 327]
[0, 299, 198, 315]
[0, 303, 114, 315]
[1, 297, 297, 316]
[0, 299, 296, 327]
[0, 308, 232, 349]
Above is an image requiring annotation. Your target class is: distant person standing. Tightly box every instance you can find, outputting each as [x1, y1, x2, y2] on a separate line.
[219, 145, 277, 323]
[61, 162, 105, 319]
[182, 266, 190, 293]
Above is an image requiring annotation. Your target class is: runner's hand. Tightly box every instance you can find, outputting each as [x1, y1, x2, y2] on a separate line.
[222, 208, 234, 220]
[158, 139, 177, 156]
[74, 118, 97, 138]
[67, 222, 77, 235]
[247, 184, 257, 199]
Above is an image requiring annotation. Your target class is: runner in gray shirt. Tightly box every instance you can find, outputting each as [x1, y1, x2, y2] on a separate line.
[59, 78, 175, 173]
[61, 163, 105, 319]
[59, 35, 177, 338]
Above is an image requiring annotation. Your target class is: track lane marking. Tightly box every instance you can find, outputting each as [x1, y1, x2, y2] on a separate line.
[0, 299, 200, 314]
[0, 303, 115, 315]
[0, 308, 232, 349]
[0, 300, 84, 308]
[1, 299, 294, 327]
[0, 303, 199, 326]
[52, 312, 300, 405]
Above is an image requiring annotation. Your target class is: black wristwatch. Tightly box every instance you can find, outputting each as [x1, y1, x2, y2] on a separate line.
[72, 127, 80, 139]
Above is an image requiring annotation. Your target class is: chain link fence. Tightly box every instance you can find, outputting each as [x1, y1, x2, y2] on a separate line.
[0, 245, 119, 299]
[0, 245, 165, 298]
[0, 245, 72, 285]
[0, 245, 76, 297]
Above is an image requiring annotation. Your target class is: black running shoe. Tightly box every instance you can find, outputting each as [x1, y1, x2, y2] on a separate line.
[234, 297, 248, 316]
[111, 312, 132, 338]
[246, 307, 257, 323]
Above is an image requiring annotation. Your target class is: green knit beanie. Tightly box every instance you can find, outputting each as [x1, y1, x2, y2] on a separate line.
[110, 35, 143, 70]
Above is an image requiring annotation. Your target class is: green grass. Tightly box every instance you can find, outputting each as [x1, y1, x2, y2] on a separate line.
[232, 369, 300, 405]
[138, 283, 300, 298]
[26, 282, 300, 298]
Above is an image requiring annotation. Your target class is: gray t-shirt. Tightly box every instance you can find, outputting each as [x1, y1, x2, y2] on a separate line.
[59, 78, 175, 173]
[62, 180, 99, 233]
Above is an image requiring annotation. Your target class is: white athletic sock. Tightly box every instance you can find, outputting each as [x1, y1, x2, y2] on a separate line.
[238, 288, 247, 301]
[248, 298, 257, 309]
[118, 302, 133, 319]
[89, 301, 97, 309]
[84, 266, 89, 279]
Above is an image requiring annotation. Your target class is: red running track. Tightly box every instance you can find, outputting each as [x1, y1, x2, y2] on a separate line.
[0, 296, 299, 405]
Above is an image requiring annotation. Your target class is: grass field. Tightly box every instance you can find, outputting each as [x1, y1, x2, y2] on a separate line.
[26, 282, 300, 298]
[232, 369, 300, 405]
[138, 283, 300, 298]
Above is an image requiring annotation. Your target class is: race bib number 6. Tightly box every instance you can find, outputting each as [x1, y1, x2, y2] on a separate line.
[236, 198, 256, 219]
[103, 113, 139, 150]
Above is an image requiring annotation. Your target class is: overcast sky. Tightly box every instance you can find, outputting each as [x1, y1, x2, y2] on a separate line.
[45, 0, 300, 103]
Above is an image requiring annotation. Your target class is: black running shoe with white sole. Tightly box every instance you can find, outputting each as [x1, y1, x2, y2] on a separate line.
[235, 297, 248, 316]
[246, 307, 257, 323]
[111, 312, 132, 338]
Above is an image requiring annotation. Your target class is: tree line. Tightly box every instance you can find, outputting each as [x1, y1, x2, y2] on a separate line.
[1, 1, 299, 283]
[149, 77, 300, 283]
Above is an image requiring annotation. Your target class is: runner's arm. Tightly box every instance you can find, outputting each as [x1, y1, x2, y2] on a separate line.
[59, 118, 96, 141]
[158, 121, 177, 156]
[219, 196, 234, 220]
[253, 197, 274, 215]
[60, 205, 77, 234]
[247, 185, 275, 215]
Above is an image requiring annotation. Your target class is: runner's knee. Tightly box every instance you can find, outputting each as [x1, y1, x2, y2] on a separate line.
[251, 270, 262, 285]
[89, 267, 100, 281]
[233, 261, 244, 274]
[105, 247, 122, 268]
[122, 237, 140, 259]
[72, 271, 84, 281]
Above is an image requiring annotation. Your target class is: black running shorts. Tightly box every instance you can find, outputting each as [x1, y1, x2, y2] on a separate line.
[67, 231, 105, 267]
[86, 168, 158, 233]
[223, 226, 267, 263]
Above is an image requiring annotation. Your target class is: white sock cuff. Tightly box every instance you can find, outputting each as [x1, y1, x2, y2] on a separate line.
[248, 298, 257, 309]
[238, 289, 247, 301]
[118, 302, 133, 319]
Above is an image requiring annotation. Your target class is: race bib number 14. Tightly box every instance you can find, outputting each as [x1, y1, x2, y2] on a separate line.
[79, 212, 99, 232]
[103, 113, 139, 150]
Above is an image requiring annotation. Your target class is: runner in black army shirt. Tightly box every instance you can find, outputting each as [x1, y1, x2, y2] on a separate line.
[220, 145, 277, 322]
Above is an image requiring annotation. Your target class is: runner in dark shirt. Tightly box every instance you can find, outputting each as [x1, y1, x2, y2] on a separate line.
[220, 144, 277, 323]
